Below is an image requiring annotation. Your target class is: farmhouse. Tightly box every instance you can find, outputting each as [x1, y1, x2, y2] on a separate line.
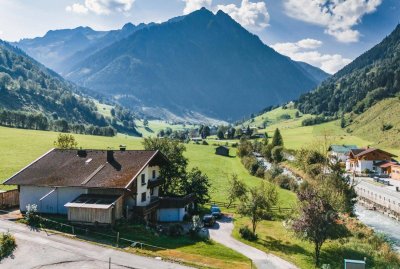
[4, 148, 194, 225]
[328, 144, 358, 163]
[345, 147, 397, 175]
[215, 145, 229, 157]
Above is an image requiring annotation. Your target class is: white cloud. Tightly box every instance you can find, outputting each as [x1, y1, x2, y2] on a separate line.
[296, 38, 322, 49]
[66, 3, 88, 14]
[283, 0, 382, 43]
[182, 0, 212, 15]
[66, 0, 134, 15]
[217, 0, 270, 31]
[271, 39, 352, 74]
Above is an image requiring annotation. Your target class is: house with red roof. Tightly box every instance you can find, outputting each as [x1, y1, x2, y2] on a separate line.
[345, 147, 397, 175]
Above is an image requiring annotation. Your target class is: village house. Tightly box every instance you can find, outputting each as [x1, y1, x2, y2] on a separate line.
[346, 147, 397, 175]
[4, 148, 194, 225]
[328, 144, 358, 163]
[391, 165, 400, 180]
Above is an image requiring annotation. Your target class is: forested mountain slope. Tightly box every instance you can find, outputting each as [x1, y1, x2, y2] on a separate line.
[0, 40, 138, 136]
[297, 24, 400, 115]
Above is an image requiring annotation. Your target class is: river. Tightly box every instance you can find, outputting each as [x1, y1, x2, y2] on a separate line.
[355, 203, 400, 251]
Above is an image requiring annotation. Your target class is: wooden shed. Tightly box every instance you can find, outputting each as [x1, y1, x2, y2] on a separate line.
[65, 194, 123, 225]
[215, 146, 229, 157]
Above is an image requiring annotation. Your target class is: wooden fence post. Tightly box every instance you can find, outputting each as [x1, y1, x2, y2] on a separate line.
[116, 232, 120, 247]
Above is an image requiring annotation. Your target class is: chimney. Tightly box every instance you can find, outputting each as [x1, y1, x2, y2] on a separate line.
[120, 145, 126, 151]
[107, 150, 114, 163]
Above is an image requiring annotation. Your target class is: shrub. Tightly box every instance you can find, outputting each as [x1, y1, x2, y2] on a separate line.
[0, 232, 16, 260]
[202, 140, 209, 145]
[275, 175, 298, 191]
[381, 123, 393, 131]
[255, 166, 265, 178]
[168, 224, 184, 237]
[25, 204, 41, 227]
[239, 226, 258, 241]
[278, 114, 291, 120]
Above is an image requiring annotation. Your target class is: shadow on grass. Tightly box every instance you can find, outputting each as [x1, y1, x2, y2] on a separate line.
[321, 245, 375, 268]
[258, 235, 312, 257]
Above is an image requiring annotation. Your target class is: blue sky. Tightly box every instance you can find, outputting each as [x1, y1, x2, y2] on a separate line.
[0, 0, 399, 73]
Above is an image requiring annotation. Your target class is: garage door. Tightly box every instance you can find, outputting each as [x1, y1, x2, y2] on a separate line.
[158, 208, 180, 222]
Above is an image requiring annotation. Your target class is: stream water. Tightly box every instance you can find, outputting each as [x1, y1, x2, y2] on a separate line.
[355, 203, 400, 251]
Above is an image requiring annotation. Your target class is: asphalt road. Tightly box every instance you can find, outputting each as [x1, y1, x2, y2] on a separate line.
[0, 219, 191, 269]
[208, 216, 298, 269]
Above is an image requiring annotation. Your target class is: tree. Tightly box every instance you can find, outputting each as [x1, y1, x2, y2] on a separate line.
[340, 114, 346, 128]
[227, 174, 248, 208]
[143, 138, 210, 207]
[217, 130, 224, 140]
[291, 188, 346, 266]
[238, 182, 278, 234]
[182, 168, 211, 209]
[143, 119, 149, 127]
[142, 137, 188, 194]
[271, 128, 283, 147]
[201, 125, 210, 138]
[237, 137, 253, 157]
[271, 146, 284, 163]
[54, 133, 78, 149]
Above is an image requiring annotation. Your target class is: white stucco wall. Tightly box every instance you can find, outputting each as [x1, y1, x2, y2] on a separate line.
[20, 186, 87, 214]
[136, 165, 160, 206]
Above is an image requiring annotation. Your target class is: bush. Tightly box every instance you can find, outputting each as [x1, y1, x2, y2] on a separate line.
[0, 232, 16, 260]
[202, 140, 209, 145]
[25, 204, 41, 227]
[168, 224, 184, 237]
[275, 175, 298, 191]
[239, 226, 258, 241]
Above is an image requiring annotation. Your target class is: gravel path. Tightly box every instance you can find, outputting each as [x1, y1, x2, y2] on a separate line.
[208, 216, 298, 269]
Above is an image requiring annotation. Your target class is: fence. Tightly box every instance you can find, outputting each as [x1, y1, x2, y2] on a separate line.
[207, 200, 292, 214]
[0, 189, 19, 208]
[34, 215, 168, 251]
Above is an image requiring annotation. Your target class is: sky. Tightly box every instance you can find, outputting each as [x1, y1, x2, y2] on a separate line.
[0, 0, 399, 74]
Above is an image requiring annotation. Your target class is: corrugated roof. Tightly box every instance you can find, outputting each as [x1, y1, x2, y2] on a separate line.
[329, 145, 358, 153]
[4, 149, 168, 189]
[65, 194, 121, 209]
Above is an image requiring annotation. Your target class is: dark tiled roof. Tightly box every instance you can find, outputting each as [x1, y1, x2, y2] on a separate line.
[158, 194, 195, 209]
[4, 149, 167, 189]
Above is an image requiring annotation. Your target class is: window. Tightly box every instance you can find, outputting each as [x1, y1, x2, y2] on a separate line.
[152, 170, 156, 179]
[141, 192, 146, 202]
[141, 174, 146, 185]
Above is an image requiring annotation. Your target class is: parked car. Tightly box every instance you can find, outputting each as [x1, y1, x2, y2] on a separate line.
[202, 214, 216, 227]
[210, 206, 222, 219]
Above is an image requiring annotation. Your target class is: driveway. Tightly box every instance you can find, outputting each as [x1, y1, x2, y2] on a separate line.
[208, 216, 298, 269]
[0, 219, 191, 269]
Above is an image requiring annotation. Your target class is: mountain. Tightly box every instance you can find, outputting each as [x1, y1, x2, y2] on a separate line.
[54, 8, 322, 121]
[297, 24, 400, 116]
[295, 61, 330, 84]
[15, 23, 151, 75]
[0, 40, 139, 136]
